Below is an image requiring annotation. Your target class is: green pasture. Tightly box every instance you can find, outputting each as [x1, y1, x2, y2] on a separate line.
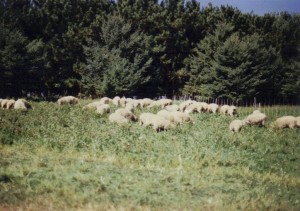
[0, 100, 299, 210]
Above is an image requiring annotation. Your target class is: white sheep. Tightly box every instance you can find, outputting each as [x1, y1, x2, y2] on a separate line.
[252, 110, 261, 114]
[220, 105, 230, 115]
[229, 119, 245, 132]
[109, 113, 129, 124]
[149, 99, 173, 108]
[0, 99, 8, 108]
[96, 104, 110, 115]
[83, 101, 103, 110]
[245, 112, 267, 126]
[157, 110, 175, 123]
[99, 97, 111, 104]
[14, 99, 32, 110]
[112, 96, 121, 106]
[57, 96, 79, 105]
[196, 102, 208, 113]
[184, 103, 199, 114]
[125, 103, 135, 113]
[165, 104, 179, 112]
[208, 103, 219, 113]
[6, 99, 15, 109]
[296, 116, 300, 128]
[139, 112, 173, 131]
[170, 111, 193, 125]
[179, 100, 195, 112]
[228, 106, 237, 116]
[273, 116, 297, 129]
[115, 108, 137, 121]
[140, 98, 154, 108]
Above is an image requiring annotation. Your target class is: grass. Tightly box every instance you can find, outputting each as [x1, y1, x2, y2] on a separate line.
[0, 100, 299, 210]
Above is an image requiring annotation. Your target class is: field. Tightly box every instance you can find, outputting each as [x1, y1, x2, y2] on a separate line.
[0, 100, 299, 210]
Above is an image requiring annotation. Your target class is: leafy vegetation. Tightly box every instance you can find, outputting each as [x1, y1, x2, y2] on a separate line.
[0, 101, 299, 210]
[1, 0, 299, 100]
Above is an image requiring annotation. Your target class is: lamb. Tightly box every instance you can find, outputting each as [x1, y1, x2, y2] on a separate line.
[207, 103, 219, 113]
[96, 104, 110, 115]
[229, 119, 245, 132]
[109, 113, 129, 124]
[245, 112, 267, 126]
[14, 99, 32, 110]
[273, 116, 297, 129]
[115, 108, 137, 121]
[57, 96, 79, 105]
[165, 104, 179, 112]
[6, 99, 15, 109]
[112, 96, 121, 106]
[0, 99, 8, 108]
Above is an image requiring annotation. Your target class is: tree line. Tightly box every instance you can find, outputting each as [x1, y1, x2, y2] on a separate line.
[1, 0, 299, 101]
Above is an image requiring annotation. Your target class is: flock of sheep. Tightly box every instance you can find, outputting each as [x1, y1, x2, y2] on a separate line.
[1, 95, 299, 132]
[56, 96, 300, 132]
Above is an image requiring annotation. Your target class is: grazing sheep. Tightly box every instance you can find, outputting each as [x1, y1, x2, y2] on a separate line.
[14, 99, 32, 110]
[6, 99, 15, 109]
[57, 96, 79, 105]
[252, 110, 261, 114]
[0, 99, 8, 108]
[165, 104, 179, 112]
[196, 102, 208, 113]
[228, 106, 237, 116]
[96, 104, 110, 115]
[245, 112, 267, 126]
[149, 99, 173, 108]
[139, 113, 157, 127]
[119, 97, 127, 107]
[125, 103, 135, 113]
[99, 97, 111, 104]
[296, 117, 300, 128]
[139, 112, 173, 131]
[208, 103, 219, 113]
[115, 108, 137, 121]
[109, 113, 129, 124]
[140, 98, 154, 108]
[273, 116, 297, 129]
[220, 105, 230, 115]
[170, 111, 193, 125]
[112, 96, 121, 106]
[83, 101, 103, 110]
[179, 100, 195, 112]
[157, 110, 175, 123]
[229, 119, 245, 132]
[185, 102, 207, 114]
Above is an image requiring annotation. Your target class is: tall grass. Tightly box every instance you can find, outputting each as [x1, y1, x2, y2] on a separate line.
[0, 100, 299, 210]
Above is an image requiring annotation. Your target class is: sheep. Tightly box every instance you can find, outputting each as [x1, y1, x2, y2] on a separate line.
[96, 104, 110, 115]
[140, 98, 154, 108]
[245, 112, 267, 126]
[157, 110, 175, 123]
[228, 106, 238, 116]
[184, 102, 207, 114]
[273, 116, 297, 129]
[0, 99, 8, 108]
[57, 96, 79, 105]
[296, 117, 300, 128]
[170, 111, 193, 125]
[139, 112, 173, 131]
[109, 113, 129, 124]
[112, 96, 121, 106]
[220, 105, 230, 115]
[14, 99, 32, 110]
[119, 97, 127, 107]
[83, 101, 103, 110]
[196, 102, 208, 113]
[6, 99, 15, 109]
[125, 103, 135, 113]
[99, 97, 111, 104]
[229, 119, 245, 132]
[165, 104, 179, 112]
[149, 99, 173, 109]
[252, 110, 261, 114]
[179, 100, 195, 112]
[115, 108, 137, 121]
[207, 103, 219, 113]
